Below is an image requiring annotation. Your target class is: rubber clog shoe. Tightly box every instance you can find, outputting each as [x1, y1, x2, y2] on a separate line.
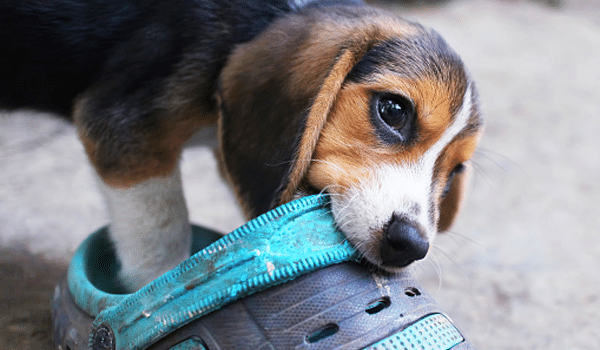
[51, 195, 476, 350]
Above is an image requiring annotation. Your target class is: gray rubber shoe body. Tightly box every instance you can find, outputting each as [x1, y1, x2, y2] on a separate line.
[51, 195, 476, 350]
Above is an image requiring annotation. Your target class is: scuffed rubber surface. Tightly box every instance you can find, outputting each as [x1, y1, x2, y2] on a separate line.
[51, 195, 476, 349]
[53, 261, 475, 350]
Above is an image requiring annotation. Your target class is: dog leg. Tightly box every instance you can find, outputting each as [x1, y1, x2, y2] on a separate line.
[73, 94, 207, 291]
[71, 49, 216, 291]
[97, 165, 191, 291]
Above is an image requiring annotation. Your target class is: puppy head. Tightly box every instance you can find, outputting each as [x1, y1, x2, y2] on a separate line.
[218, 5, 483, 271]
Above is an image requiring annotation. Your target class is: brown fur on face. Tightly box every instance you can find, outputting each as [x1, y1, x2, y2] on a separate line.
[219, 5, 483, 269]
[219, 6, 430, 215]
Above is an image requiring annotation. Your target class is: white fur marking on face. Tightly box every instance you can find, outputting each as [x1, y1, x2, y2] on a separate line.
[332, 85, 473, 265]
[98, 166, 191, 291]
[422, 85, 474, 168]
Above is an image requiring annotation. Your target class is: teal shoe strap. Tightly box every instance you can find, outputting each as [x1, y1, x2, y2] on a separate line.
[67, 225, 226, 315]
[67, 195, 360, 350]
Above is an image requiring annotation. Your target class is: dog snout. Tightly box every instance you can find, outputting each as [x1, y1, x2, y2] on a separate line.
[380, 215, 429, 268]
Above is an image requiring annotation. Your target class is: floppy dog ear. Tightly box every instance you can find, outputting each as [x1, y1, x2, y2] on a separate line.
[277, 49, 360, 204]
[217, 11, 371, 218]
[437, 163, 472, 232]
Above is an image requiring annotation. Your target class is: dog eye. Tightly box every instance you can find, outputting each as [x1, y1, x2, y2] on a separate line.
[373, 94, 414, 143]
[441, 163, 465, 199]
[378, 96, 411, 128]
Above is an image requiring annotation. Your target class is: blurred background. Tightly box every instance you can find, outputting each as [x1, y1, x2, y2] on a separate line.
[1, 0, 599, 348]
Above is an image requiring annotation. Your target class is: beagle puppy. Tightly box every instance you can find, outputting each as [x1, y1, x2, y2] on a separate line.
[1, 0, 483, 291]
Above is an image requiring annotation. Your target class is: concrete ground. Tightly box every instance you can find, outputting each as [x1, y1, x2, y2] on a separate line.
[1, 0, 599, 348]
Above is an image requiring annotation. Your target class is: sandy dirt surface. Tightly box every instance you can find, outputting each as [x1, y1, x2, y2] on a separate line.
[1, 0, 599, 348]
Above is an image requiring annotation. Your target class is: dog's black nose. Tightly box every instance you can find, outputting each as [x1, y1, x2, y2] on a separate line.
[380, 215, 429, 268]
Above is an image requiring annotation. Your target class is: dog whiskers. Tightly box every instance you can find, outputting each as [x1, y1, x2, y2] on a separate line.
[471, 148, 517, 187]
[330, 191, 360, 231]
[474, 148, 514, 173]
[443, 229, 485, 250]
[303, 158, 353, 177]
[430, 243, 470, 285]
[316, 183, 348, 197]
[427, 251, 444, 297]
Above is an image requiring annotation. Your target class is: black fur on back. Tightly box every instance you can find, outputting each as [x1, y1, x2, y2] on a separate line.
[0, 0, 295, 115]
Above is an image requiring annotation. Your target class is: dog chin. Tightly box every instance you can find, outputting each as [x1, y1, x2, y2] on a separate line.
[352, 251, 413, 275]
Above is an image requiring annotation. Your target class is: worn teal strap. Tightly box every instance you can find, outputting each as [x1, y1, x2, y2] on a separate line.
[67, 228, 127, 316]
[67, 225, 225, 317]
[67, 195, 359, 350]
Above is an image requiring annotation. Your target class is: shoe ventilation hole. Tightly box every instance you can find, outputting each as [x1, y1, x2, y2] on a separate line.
[365, 296, 391, 315]
[404, 287, 421, 297]
[306, 323, 339, 344]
